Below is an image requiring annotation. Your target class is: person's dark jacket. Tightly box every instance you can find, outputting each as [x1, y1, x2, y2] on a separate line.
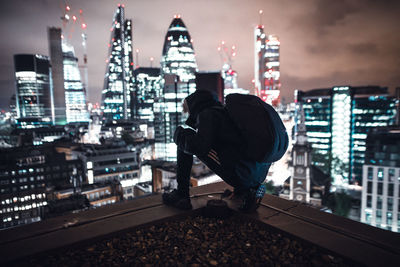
[174, 90, 270, 186]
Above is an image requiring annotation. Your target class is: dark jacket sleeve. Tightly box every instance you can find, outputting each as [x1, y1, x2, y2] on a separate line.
[174, 109, 218, 156]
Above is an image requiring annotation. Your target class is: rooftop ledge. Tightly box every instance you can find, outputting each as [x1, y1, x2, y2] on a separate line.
[0, 182, 399, 266]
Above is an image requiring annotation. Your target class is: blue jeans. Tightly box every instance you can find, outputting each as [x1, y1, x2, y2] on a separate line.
[177, 147, 269, 196]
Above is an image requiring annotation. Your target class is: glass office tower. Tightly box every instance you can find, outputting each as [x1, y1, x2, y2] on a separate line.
[62, 42, 89, 123]
[101, 5, 134, 122]
[132, 67, 162, 122]
[48, 27, 89, 124]
[14, 54, 54, 128]
[254, 25, 281, 106]
[297, 86, 397, 186]
[156, 16, 198, 160]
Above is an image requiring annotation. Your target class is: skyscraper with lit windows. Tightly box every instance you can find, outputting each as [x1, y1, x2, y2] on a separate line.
[155, 16, 198, 160]
[361, 127, 400, 232]
[101, 5, 134, 123]
[14, 54, 54, 128]
[297, 86, 397, 186]
[62, 42, 89, 123]
[254, 25, 281, 106]
[48, 27, 89, 124]
[132, 67, 162, 122]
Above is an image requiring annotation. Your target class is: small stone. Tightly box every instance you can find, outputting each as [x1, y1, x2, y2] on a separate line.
[209, 260, 218, 266]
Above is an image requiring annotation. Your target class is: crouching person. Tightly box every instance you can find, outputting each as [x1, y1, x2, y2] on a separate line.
[162, 90, 283, 212]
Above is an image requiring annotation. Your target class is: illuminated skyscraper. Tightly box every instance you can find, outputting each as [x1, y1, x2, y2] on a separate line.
[62, 42, 89, 123]
[48, 27, 89, 124]
[156, 16, 198, 160]
[101, 5, 134, 122]
[14, 54, 54, 128]
[297, 86, 397, 186]
[254, 25, 281, 106]
[132, 67, 162, 122]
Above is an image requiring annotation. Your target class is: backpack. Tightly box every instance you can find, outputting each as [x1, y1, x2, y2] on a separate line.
[225, 93, 288, 163]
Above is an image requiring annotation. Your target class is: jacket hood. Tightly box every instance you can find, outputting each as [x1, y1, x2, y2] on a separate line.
[185, 90, 222, 128]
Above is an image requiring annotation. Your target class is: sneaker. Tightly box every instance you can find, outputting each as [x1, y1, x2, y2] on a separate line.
[162, 189, 192, 210]
[239, 184, 266, 212]
[222, 188, 245, 200]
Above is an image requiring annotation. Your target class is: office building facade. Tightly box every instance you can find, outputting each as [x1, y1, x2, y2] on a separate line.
[155, 16, 198, 160]
[48, 27, 89, 124]
[62, 42, 89, 123]
[254, 25, 281, 106]
[297, 86, 397, 186]
[361, 127, 400, 232]
[361, 165, 400, 232]
[132, 67, 162, 122]
[0, 144, 85, 229]
[14, 54, 54, 128]
[101, 5, 134, 122]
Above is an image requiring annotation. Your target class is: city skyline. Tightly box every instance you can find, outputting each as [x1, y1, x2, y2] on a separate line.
[0, 0, 399, 109]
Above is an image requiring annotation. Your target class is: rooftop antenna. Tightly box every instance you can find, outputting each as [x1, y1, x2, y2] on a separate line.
[259, 9, 263, 26]
[150, 57, 154, 68]
[135, 49, 140, 69]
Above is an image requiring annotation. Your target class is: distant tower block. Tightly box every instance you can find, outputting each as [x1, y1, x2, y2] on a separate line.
[101, 5, 134, 122]
[14, 54, 54, 128]
[254, 14, 281, 106]
[48, 27, 89, 124]
[155, 15, 198, 160]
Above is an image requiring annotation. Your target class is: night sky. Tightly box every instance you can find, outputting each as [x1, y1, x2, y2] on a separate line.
[0, 0, 399, 109]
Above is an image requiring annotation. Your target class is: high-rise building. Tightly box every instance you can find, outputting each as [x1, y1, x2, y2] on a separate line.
[254, 25, 281, 106]
[62, 42, 89, 123]
[101, 5, 134, 123]
[14, 54, 54, 128]
[155, 16, 198, 160]
[48, 27, 89, 124]
[360, 127, 400, 232]
[48, 28, 66, 124]
[297, 86, 397, 186]
[132, 67, 162, 122]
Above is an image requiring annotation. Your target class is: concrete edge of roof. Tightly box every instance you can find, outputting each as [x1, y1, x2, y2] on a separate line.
[0, 182, 399, 266]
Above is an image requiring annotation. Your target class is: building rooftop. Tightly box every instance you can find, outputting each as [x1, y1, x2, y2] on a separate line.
[0, 182, 399, 266]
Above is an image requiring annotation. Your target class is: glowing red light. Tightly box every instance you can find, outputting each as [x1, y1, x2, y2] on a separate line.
[122, 4, 125, 7]
[118, 3, 120, 7]
[106, 59, 109, 63]
[81, 23, 87, 29]
[66, 5, 70, 11]
[112, 38, 115, 41]
[79, 9, 83, 14]
[72, 15, 77, 21]
[108, 44, 111, 47]
[130, 62, 134, 66]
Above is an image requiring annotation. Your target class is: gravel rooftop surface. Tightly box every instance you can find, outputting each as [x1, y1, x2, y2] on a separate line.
[19, 214, 353, 266]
